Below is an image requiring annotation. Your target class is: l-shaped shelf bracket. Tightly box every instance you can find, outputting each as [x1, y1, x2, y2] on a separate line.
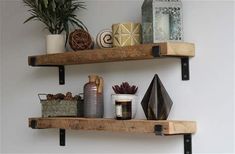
[155, 125, 192, 154]
[58, 66, 65, 85]
[57, 125, 193, 154]
[152, 46, 190, 81]
[181, 57, 189, 80]
[37, 65, 64, 85]
[57, 125, 192, 154]
[29, 56, 65, 85]
[60, 129, 66, 146]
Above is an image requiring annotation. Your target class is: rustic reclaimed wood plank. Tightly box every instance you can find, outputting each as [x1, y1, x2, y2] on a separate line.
[162, 42, 195, 56]
[29, 117, 196, 135]
[28, 42, 195, 66]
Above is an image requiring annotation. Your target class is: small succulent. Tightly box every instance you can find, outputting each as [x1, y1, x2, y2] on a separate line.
[112, 82, 138, 94]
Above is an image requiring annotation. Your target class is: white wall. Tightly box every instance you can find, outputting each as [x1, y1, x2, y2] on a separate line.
[1, 0, 234, 153]
[234, 2, 235, 153]
[0, 1, 2, 152]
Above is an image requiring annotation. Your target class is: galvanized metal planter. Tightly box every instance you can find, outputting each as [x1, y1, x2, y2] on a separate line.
[142, 0, 183, 43]
[39, 94, 83, 117]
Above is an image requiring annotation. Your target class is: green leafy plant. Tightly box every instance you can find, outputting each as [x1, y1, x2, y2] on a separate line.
[112, 82, 138, 94]
[23, 0, 87, 42]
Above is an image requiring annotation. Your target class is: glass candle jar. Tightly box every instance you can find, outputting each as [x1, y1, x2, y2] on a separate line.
[115, 100, 132, 120]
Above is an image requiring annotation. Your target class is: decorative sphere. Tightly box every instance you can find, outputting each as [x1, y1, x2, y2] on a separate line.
[69, 29, 93, 51]
[96, 29, 113, 48]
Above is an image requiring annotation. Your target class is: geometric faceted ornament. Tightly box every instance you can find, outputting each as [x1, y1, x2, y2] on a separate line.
[141, 74, 173, 120]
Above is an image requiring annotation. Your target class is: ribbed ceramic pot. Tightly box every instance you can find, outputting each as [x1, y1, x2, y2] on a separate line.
[112, 22, 141, 47]
[84, 75, 104, 118]
[46, 34, 65, 54]
[111, 94, 138, 119]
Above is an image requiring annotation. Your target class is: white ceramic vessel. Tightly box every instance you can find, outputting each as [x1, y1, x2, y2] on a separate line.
[111, 94, 138, 118]
[46, 34, 65, 54]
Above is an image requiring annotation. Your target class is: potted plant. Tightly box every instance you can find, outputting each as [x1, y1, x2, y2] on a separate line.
[112, 82, 138, 118]
[23, 0, 87, 54]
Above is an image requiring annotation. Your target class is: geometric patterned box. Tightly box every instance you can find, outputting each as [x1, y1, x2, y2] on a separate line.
[112, 23, 141, 47]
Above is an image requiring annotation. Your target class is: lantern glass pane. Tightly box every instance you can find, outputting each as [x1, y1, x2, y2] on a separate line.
[142, 0, 183, 43]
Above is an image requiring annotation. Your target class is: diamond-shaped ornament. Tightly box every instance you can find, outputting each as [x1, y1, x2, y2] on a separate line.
[141, 74, 173, 120]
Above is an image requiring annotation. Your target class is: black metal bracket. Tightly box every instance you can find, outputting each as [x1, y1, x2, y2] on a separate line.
[30, 120, 37, 129]
[58, 66, 65, 85]
[152, 46, 190, 81]
[154, 125, 192, 154]
[60, 129, 66, 146]
[152, 46, 161, 57]
[154, 125, 163, 136]
[181, 57, 190, 80]
[29, 57, 65, 85]
[184, 134, 192, 154]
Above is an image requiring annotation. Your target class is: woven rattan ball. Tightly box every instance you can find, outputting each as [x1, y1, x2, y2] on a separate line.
[69, 29, 93, 51]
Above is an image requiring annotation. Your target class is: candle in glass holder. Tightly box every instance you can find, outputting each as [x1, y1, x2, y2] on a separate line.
[115, 100, 132, 120]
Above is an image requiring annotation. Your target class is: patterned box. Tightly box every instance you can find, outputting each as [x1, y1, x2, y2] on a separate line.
[112, 23, 141, 47]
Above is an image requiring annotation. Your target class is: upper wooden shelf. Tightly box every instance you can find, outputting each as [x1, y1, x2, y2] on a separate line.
[28, 42, 195, 66]
[29, 117, 196, 135]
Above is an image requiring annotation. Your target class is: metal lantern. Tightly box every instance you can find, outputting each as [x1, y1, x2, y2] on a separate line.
[142, 0, 183, 43]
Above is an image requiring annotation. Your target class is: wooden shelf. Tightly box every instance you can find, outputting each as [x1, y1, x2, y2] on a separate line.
[28, 42, 196, 151]
[28, 42, 195, 66]
[28, 42, 195, 84]
[29, 117, 196, 135]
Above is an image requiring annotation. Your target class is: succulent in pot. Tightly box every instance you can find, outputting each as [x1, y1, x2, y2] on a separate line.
[112, 82, 138, 119]
[23, 0, 87, 54]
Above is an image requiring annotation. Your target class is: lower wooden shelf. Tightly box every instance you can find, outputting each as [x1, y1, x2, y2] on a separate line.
[29, 117, 196, 153]
[29, 117, 196, 135]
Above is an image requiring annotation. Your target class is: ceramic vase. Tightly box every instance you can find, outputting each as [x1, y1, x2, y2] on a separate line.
[84, 75, 104, 118]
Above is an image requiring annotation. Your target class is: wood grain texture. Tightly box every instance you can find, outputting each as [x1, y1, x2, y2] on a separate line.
[163, 42, 195, 56]
[28, 42, 195, 66]
[29, 117, 196, 135]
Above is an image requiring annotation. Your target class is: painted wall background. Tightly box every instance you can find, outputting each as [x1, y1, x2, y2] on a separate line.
[0, 1, 3, 152]
[0, 0, 234, 153]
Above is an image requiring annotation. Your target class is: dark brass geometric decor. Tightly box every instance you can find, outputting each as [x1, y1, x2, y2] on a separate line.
[141, 74, 173, 120]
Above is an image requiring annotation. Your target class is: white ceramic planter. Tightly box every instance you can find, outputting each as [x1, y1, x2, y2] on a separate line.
[111, 94, 138, 119]
[46, 34, 65, 54]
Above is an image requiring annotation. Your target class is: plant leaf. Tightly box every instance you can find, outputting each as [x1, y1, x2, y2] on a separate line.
[43, 0, 48, 8]
[23, 15, 37, 24]
[22, 0, 87, 45]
